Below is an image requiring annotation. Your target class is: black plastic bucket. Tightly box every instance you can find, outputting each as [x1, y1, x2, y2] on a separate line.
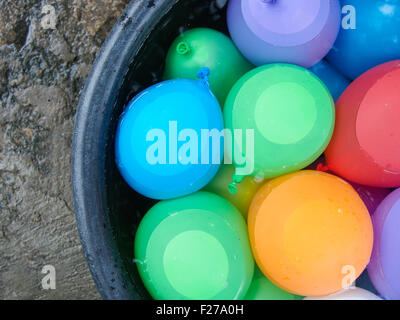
[72, 0, 228, 300]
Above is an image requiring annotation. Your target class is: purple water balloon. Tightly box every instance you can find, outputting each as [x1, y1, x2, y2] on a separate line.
[350, 183, 391, 215]
[227, 0, 341, 68]
[368, 188, 400, 300]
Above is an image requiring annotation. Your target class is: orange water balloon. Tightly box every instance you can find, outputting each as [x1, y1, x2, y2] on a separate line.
[248, 170, 373, 297]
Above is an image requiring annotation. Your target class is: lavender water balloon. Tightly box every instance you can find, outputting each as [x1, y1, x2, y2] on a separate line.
[350, 183, 391, 215]
[227, 0, 341, 68]
[352, 184, 390, 295]
[368, 188, 400, 300]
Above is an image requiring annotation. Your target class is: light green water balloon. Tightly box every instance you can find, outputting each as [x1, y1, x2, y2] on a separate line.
[224, 63, 335, 193]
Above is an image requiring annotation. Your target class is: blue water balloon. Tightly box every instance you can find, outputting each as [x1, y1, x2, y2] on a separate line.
[115, 70, 224, 200]
[309, 59, 351, 102]
[327, 0, 400, 79]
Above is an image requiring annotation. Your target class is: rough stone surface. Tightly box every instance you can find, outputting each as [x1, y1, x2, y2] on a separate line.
[0, 0, 130, 299]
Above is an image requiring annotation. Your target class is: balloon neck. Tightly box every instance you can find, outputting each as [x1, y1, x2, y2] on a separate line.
[197, 67, 211, 86]
[228, 173, 245, 195]
[316, 163, 330, 172]
[228, 183, 237, 195]
[176, 41, 191, 55]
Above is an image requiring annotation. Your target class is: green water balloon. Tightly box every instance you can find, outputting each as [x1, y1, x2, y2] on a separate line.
[134, 191, 254, 300]
[224, 63, 335, 193]
[164, 28, 253, 105]
[244, 267, 303, 300]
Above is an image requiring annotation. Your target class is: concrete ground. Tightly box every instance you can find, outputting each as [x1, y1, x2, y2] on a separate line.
[0, 0, 131, 299]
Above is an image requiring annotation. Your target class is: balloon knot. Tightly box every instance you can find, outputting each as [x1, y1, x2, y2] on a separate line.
[228, 173, 245, 194]
[176, 41, 191, 55]
[233, 173, 245, 184]
[197, 67, 211, 87]
[197, 67, 210, 81]
[228, 183, 237, 195]
[316, 163, 330, 172]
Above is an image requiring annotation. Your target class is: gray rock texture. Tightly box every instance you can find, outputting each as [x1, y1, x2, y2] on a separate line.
[0, 0, 130, 299]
